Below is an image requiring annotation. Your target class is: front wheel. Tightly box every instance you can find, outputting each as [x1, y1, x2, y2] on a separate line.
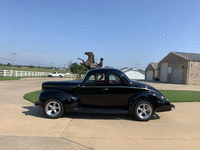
[43, 99, 64, 119]
[133, 100, 154, 121]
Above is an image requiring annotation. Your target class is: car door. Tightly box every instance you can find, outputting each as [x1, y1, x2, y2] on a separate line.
[77, 73, 109, 106]
[108, 74, 135, 106]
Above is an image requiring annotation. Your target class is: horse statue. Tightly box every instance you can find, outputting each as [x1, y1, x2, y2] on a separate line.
[78, 52, 104, 69]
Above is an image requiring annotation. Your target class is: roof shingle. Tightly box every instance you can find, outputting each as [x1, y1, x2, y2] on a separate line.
[173, 52, 200, 61]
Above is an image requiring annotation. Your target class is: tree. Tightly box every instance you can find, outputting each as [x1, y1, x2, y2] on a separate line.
[69, 62, 79, 74]
[79, 64, 87, 74]
[7, 63, 11, 66]
[69, 62, 88, 75]
[29, 65, 34, 68]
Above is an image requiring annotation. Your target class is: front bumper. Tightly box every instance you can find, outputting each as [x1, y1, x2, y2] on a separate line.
[171, 104, 175, 109]
[156, 103, 175, 112]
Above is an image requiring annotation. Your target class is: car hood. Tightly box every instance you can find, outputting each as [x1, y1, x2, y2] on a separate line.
[42, 80, 82, 90]
[130, 80, 162, 94]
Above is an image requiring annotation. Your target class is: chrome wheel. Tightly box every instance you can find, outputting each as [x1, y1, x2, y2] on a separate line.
[136, 103, 152, 119]
[45, 101, 61, 117]
[133, 100, 154, 121]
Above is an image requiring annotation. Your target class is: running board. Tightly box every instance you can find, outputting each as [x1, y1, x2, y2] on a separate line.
[73, 107, 130, 114]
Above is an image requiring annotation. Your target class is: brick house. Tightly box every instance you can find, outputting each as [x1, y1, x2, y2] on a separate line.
[158, 52, 200, 85]
[145, 63, 158, 81]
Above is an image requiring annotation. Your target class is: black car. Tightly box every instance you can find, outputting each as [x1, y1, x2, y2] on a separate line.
[35, 68, 175, 121]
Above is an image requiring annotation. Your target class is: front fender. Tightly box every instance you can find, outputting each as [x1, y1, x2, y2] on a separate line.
[39, 89, 78, 106]
[128, 90, 170, 113]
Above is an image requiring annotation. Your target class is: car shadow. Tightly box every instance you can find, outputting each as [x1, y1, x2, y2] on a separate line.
[64, 112, 135, 121]
[22, 106, 160, 121]
[22, 106, 45, 118]
[64, 112, 160, 121]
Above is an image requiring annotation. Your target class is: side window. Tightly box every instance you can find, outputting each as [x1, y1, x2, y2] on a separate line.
[109, 74, 122, 84]
[87, 73, 106, 83]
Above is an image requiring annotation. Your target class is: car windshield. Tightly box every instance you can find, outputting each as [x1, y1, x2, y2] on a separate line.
[81, 70, 90, 82]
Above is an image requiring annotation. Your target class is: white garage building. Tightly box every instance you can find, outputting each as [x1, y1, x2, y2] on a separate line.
[145, 63, 158, 81]
[121, 67, 145, 80]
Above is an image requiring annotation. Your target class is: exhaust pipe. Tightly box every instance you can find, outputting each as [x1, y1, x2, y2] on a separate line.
[34, 102, 40, 108]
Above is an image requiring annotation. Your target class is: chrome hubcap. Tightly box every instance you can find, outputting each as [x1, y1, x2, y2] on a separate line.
[45, 101, 61, 117]
[137, 103, 152, 119]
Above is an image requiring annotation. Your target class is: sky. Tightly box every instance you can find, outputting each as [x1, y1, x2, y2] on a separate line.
[1, 0, 200, 70]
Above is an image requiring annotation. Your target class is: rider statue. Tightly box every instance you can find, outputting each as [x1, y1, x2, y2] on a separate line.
[78, 52, 104, 70]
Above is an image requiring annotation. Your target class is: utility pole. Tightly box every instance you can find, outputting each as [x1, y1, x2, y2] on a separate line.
[136, 63, 141, 69]
[11, 53, 17, 76]
[50, 63, 53, 70]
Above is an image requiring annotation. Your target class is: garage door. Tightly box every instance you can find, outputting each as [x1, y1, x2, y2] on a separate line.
[146, 71, 153, 81]
[172, 68, 182, 84]
[160, 63, 168, 82]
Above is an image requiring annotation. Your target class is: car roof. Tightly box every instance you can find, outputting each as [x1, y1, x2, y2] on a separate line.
[86, 68, 122, 74]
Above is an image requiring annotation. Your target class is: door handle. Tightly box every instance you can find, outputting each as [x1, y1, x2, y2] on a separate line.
[102, 88, 108, 91]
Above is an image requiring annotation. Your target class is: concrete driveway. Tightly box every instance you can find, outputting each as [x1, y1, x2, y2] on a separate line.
[0, 78, 200, 150]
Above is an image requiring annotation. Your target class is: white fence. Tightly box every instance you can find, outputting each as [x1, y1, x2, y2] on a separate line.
[65, 74, 78, 78]
[0, 70, 50, 77]
[0, 70, 78, 79]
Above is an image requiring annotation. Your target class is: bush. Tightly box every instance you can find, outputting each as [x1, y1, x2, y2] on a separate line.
[69, 62, 88, 74]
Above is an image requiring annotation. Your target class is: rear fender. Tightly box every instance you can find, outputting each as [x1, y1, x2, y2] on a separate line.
[39, 89, 79, 106]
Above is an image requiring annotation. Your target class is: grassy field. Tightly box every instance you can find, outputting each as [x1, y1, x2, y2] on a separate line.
[1, 66, 70, 73]
[0, 76, 25, 81]
[159, 90, 200, 102]
[24, 90, 42, 103]
[24, 90, 200, 104]
[0, 76, 53, 81]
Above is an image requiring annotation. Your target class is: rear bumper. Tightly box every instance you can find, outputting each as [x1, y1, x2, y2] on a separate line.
[156, 104, 175, 112]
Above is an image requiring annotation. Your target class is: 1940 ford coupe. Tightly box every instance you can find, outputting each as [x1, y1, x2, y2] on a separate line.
[35, 68, 175, 121]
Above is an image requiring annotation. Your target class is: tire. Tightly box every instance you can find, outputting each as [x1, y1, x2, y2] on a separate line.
[59, 75, 63, 78]
[133, 100, 154, 121]
[43, 99, 64, 119]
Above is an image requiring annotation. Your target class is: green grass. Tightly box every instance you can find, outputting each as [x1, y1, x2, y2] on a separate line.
[24, 89, 200, 104]
[0, 76, 50, 81]
[2, 66, 71, 73]
[159, 90, 200, 102]
[24, 90, 42, 103]
[0, 76, 25, 81]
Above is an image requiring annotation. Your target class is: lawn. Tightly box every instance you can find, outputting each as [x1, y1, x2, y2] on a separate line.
[23, 90, 200, 104]
[0, 76, 25, 81]
[0, 76, 49, 81]
[159, 90, 200, 102]
[24, 90, 42, 103]
[2, 66, 71, 73]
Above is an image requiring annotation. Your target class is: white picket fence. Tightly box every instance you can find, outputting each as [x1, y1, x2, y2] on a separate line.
[0, 70, 49, 77]
[0, 70, 78, 78]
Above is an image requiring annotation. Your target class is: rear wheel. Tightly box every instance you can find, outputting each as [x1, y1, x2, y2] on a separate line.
[43, 99, 64, 119]
[59, 75, 63, 78]
[133, 100, 154, 121]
